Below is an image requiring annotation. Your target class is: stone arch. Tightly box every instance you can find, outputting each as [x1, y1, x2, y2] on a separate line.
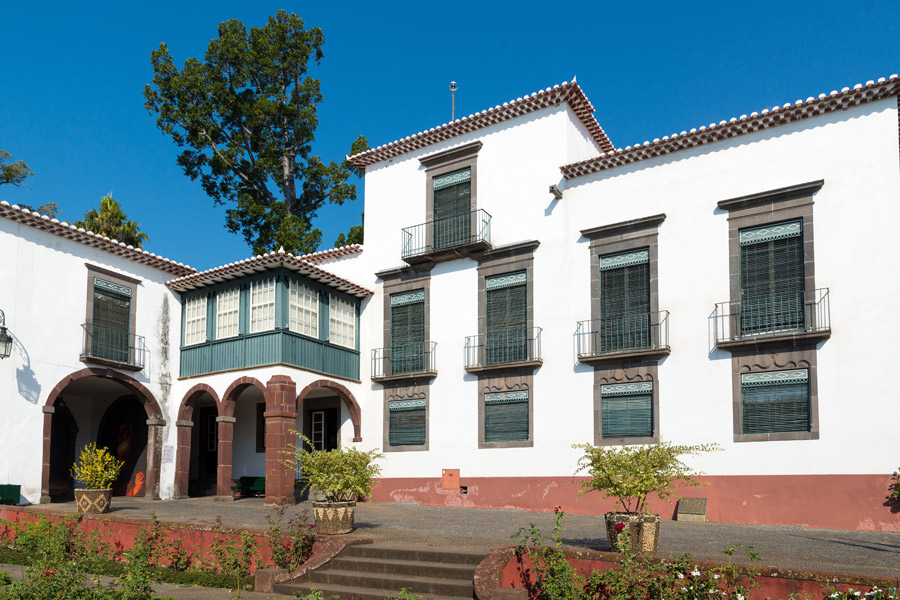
[297, 379, 362, 442]
[221, 376, 266, 418]
[215, 376, 266, 497]
[173, 384, 220, 499]
[41, 368, 165, 503]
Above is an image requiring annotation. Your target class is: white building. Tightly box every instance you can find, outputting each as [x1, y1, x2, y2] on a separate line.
[1, 73, 898, 531]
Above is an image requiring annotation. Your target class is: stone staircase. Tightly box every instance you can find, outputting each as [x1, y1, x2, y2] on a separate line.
[275, 543, 486, 600]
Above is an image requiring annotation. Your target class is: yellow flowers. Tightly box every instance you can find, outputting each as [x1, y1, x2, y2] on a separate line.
[71, 443, 123, 490]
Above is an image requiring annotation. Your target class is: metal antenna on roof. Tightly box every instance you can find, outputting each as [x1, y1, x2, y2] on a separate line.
[449, 81, 458, 121]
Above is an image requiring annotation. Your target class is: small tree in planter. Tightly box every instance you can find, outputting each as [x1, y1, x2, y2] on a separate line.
[71, 443, 122, 514]
[573, 440, 719, 554]
[282, 433, 382, 534]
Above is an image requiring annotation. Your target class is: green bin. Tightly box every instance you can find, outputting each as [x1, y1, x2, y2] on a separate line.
[0, 484, 20, 505]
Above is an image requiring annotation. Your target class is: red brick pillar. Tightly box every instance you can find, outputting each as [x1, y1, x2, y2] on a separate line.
[264, 375, 297, 506]
[40, 406, 54, 504]
[145, 418, 165, 500]
[216, 416, 236, 500]
[173, 420, 193, 499]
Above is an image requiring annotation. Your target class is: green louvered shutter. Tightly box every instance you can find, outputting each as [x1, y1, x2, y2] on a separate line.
[389, 400, 426, 446]
[486, 272, 527, 364]
[601, 383, 653, 438]
[92, 278, 131, 363]
[390, 291, 425, 374]
[433, 169, 471, 249]
[739, 221, 804, 335]
[599, 250, 650, 352]
[484, 392, 528, 442]
[741, 370, 810, 434]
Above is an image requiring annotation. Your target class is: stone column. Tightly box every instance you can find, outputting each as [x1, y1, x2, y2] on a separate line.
[173, 420, 193, 499]
[145, 418, 166, 500]
[264, 375, 297, 506]
[40, 406, 55, 504]
[216, 416, 236, 500]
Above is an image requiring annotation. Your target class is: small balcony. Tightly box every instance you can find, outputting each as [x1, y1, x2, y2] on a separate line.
[401, 209, 492, 264]
[80, 323, 145, 371]
[575, 311, 671, 364]
[712, 288, 831, 350]
[371, 341, 438, 383]
[464, 326, 542, 372]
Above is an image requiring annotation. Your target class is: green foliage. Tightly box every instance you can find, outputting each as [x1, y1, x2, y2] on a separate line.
[0, 570, 11, 586]
[335, 212, 363, 247]
[295, 587, 325, 600]
[0, 150, 33, 188]
[512, 509, 585, 600]
[282, 433, 382, 502]
[890, 468, 900, 500]
[144, 10, 370, 256]
[573, 441, 720, 514]
[266, 506, 315, 571]
[74, 195, 148, 248]
[823, 586, 900, 600]
[71, 442, 123, 490]
[387, 588, 422, 600]
[209, 516, 258, 596]
[15, 201, 60, 218]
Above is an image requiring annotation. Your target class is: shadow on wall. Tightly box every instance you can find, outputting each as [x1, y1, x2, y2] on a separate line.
[12, 335, 39, 404]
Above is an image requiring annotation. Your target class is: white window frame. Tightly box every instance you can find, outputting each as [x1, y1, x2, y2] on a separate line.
[184, 295, 207, 346]
[329, 294, 356, 349]
[289, 280, 318, 338]
[249, 278, 276, 334]
[215, 288, 240, 340]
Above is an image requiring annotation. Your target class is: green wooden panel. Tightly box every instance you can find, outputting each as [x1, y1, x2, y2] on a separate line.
[389, 406, 426, 446]
[741, 381, 809, 434]
[391, 299, 425, 374]
[433, 173, 470, 249]
[486, 283, 527, 364]
[600, 259, 650, 352]
[602, 393, 653, 438]
[484, 396, 528, 442]
[740, 231, 804, 334]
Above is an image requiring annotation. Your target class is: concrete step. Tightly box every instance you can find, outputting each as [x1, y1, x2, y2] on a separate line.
[329, 555, 477, 580]
[345, 543, 486, 566]
[279, 581, 468, 600]
[306, 567, 473, 597]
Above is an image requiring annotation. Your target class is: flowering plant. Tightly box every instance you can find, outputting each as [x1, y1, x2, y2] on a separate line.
[70, 443, 123, 490]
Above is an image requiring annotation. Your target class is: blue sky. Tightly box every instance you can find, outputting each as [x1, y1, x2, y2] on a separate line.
[1, 1, 897, 271]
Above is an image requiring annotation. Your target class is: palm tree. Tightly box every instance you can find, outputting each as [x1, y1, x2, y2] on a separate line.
[75, 195, 149, 248]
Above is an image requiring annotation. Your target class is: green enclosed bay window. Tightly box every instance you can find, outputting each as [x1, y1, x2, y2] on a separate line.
[599, 249, 650, 352]
[433, 168, 471, 249]
[484, 391, 529, 443]
[388, 400, 426, 446]
[485, 272, 527, 364]
[741, 369, 809, 434]
[601, 382, 653, 439]
[390, 290, 425, 374]
[739, 220, 804, 335]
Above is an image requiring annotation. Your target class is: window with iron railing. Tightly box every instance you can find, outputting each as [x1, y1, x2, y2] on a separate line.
[599, 249, 650, 353]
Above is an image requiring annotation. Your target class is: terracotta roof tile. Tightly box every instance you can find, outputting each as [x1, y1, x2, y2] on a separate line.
[299, 244, 363, 264]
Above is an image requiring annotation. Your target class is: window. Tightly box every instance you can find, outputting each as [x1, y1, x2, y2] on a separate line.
[249, 279, 275, 333]
[184, 295, 207, 346]
[433, 168, 471, 249]
[388, 400, 426, 446]
[390, 290, 425, 374]
[739, 221, 805, 335]
[485, 272, 527, 364]
[91, 278, 132, 362]
[289, 280, 318, 338]
[601, 382, 653, 439]
[216, 288, 240, 339]
[741, 369, 810, 434]
[484, 392, 529, 443]
[329, 294, 356, 348]
[599, 249, 650, 352]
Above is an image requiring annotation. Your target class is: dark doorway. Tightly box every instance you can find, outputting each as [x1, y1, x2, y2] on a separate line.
[48, 399, 79, 501]
[303, 407, 339, 451]
[189, 405, 218, 497]
[97, 395, 148, 497]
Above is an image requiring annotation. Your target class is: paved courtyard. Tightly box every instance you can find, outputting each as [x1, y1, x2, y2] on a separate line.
[19, 497, 900, 579]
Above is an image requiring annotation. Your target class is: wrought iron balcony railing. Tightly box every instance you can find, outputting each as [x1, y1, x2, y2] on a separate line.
[401, 209, 491, 261]
[80, 323, 145, 370]
[712, 288, 831, 347]
[371, 341, 437, 380]
[464, 326, 542, 370]
[575, 311, 670, 360]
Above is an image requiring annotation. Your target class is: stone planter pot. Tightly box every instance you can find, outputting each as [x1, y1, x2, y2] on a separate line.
[74, 489, 113, 514]
[604, 511, 661, 554]
[312, 500, 356, 535]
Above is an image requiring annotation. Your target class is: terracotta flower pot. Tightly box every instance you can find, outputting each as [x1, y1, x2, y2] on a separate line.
[74, 489, 113, 514]
[312, 500, 356, 535]
[604, 511, 661, 554]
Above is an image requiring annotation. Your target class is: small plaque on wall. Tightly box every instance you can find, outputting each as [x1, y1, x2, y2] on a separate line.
[676, 497, 708, 522]
[161, 445, 174, 464]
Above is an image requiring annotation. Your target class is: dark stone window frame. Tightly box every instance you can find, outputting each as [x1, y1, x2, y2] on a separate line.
[581, 215, 665, 446]
[477, 371, 534, 449]
[83, 263, 140, 353]
[420, 141, 482, 224]
[382, 383, 430, 453]
[717, 180, 823, 443]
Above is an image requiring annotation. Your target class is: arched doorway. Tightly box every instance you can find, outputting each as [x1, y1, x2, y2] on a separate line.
[296, 380, 362, 444]
[174, 384, 220, 499]
[42, 368, 164, 503]
[218, 377, 267, 498]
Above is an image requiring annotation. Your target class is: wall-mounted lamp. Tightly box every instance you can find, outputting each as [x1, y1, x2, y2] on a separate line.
[0, 310, 11, 359]
[549, 184, 563, 200]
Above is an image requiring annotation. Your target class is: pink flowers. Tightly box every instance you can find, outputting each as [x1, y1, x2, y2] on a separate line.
[615, 523, 626, 533]
[553, 505, 562, 514]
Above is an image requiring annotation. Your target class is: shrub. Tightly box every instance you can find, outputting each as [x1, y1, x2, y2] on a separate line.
[282, 433, 382, 502]
[512, 507, 584, 600]
[267, 505, 315, 571]
[71, 443, 123, 490]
